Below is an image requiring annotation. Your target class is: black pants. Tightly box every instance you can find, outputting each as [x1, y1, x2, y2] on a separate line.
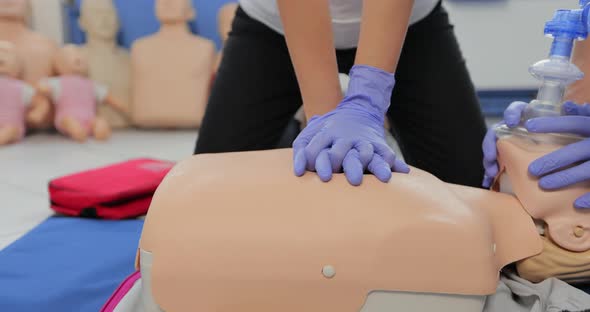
[195, 2, 487, 187]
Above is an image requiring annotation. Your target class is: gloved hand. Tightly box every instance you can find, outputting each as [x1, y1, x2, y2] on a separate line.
[292, 65, 409, 186]
[526, 102, 590, 208]
[481, 101, 528, 188]
[481, 101, 590, 208]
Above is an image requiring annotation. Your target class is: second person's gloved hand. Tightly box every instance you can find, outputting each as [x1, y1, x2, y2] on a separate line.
[292, 65, 409, 186]
[481, 101, 590, 208]
[481, 101, 528, 188]
[526, 102, 590, 208]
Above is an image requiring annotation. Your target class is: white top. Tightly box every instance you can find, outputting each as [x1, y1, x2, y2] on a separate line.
[239, 0, 439, 49]
[43, 78, 108, 104]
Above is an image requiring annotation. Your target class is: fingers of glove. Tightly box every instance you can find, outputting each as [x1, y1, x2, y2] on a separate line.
[315, 149, 333, 182]
[304, 133, 333, 170]
[392, 158, 410, 174]
[354, 142, 374, 168]
[293, 146, 307, 177]
[504, 101, 528, 127]
[525, 116, 590, 137]
[529, 140, 590, 176]
[538, 160, 590, 190]
[563, 101, 590, 117]
[575, 193, 590, 209]
[368, 154, 392, 183]
[343, 149, 364, 186]
[482, 127, 499, 163]
[373, 142, 396, 168]
[328, 139, 354, 172]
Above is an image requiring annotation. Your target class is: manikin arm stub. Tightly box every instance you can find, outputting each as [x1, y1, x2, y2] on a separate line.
[103, 93, 130, 116]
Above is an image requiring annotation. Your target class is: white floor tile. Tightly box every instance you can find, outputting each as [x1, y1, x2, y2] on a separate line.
[83, 129, 198, 161]
[0, 183, 52, 250]
[0, 133, 126, 193]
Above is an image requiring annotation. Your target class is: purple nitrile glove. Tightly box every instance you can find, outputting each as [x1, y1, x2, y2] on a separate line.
[292, 65, 409, 186]
[526, 101, 590, 208]
[481, 101, 528, 188]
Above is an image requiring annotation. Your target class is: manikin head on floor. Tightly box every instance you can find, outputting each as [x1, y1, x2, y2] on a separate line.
[54, 45, 89, 76]
[0, 41, 21, 78]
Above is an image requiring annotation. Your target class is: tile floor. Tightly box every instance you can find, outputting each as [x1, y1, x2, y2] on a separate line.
[0, 129, 198, 250]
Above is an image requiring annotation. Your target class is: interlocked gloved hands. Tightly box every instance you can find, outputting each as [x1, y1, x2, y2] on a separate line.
[292, 65, 409, 186]
[482, 101, 590, 208]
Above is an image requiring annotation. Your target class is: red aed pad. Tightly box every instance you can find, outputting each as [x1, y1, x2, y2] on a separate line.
[49, 158, 174, 219]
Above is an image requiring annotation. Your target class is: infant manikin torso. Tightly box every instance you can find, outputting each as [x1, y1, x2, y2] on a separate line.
[0, 41, 33, 144]
[78, 0, 131, 128]
[40, 45, 115, 142]
[131, 0, 216, 128]
[0, 0, 57, 129]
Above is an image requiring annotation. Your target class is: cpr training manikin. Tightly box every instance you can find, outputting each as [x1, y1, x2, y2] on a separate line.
[101, 2, 590, 312]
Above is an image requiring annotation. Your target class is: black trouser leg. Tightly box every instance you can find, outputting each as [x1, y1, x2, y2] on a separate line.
[194, 8, 302, 154]
[386, 3, 487, 187]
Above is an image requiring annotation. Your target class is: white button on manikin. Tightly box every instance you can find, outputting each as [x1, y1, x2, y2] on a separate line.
[322, 265, 336, 278]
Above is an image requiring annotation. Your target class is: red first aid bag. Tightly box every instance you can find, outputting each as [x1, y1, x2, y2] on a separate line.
[49, 158, 174, 219]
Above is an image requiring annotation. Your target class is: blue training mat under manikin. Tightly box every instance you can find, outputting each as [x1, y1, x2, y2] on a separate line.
[0, 217, 143, 312]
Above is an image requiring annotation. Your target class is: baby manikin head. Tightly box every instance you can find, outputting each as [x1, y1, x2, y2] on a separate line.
[0, 41, 21, 78]
[53, 45, 89, 76]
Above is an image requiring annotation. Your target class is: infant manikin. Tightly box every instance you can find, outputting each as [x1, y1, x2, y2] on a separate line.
[0, 41, 34, 144]
[0, 0, 57, 129]
[38, 45, 127, 142]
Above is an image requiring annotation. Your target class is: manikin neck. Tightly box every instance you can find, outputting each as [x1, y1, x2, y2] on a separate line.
[158, 22, 191, 36]
[0, 19, 27, 40]
[85, 35, 117, 52]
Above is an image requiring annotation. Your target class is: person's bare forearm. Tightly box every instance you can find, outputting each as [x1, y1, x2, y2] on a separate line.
[277, 0, 342, 118]
[355, 0, 414, 72]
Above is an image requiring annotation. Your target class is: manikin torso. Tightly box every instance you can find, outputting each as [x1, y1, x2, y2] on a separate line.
[131, 25, 215, 128]
[79, 44, 130, 128]
[78, 0, 131, 128]
[0, 23, 56, 85]
[135, 149, 545, 312]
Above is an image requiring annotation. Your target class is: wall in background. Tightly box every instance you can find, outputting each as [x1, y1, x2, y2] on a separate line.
[28, 0, 579, 91]
[445, 0, 569, 90]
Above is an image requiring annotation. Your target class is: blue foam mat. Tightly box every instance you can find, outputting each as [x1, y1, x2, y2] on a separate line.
[0, 217, 143, 312]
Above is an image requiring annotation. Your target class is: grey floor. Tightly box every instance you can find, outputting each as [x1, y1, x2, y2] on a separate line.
[0, 118, 499, 251]
[0, 129, 198, 251]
